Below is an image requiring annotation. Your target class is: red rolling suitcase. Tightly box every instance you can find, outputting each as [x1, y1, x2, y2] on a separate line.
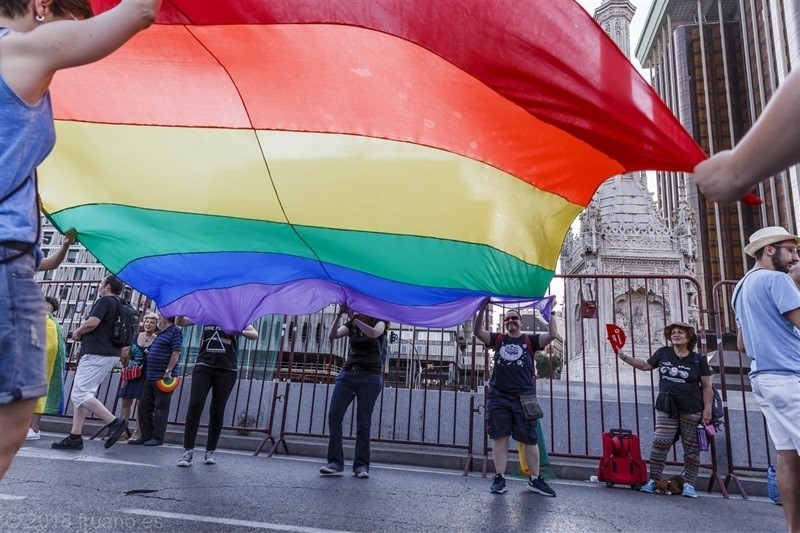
[597, 428, 648, 490]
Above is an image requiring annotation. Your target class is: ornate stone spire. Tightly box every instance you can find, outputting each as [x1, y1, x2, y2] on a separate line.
[593, 0, 637, 59]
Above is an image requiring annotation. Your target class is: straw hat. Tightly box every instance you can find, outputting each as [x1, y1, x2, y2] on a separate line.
[744, 226, 800, 257]
[663, 322, 698, 350]
[663, 321, 695, 340]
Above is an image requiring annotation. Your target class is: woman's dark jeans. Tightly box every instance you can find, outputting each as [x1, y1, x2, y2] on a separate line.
[326, 370, 383, 471]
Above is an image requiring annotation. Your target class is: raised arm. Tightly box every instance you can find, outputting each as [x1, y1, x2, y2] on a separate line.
[473, 300, 491, 346]
[537, 312, 558, 348]
[329, 305, 350, 341]
[351, 318, 386, 339]
[3, 0, 161, 104]
[37, 229, 75, 271]
[693, 68, 800, 203]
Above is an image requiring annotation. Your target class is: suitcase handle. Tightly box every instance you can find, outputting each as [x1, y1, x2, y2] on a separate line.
[609, 428, 633, 436]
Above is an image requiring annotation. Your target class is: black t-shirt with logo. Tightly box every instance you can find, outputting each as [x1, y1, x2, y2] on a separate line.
[80, 295, 121, 357]
[488, 333, 541, 396]
[196, 325, 238, 371]
[647, 347, 711, 413]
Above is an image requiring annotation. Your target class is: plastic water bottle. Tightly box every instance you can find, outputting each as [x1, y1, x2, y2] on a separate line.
[767, 465, 782, 505]
[696, 424, 709, 451]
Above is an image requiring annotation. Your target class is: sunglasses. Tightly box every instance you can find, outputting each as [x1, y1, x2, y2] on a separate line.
[503, 316, 521, 323]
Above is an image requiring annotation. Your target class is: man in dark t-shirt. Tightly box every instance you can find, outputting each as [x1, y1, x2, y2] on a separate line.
[474, 301, 558, 497]
[52, 275, 129, 451]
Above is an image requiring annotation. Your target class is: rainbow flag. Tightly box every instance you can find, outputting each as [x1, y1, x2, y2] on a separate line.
[39, 0, 705, 330]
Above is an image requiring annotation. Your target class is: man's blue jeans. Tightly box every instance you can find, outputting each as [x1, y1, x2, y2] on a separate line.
[326, 370, 383, 471]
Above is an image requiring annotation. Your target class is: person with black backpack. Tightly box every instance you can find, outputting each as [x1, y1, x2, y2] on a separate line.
[474, 301, 558, 497]
[319, 305, 388, 479]
[52, 275, 130, 451]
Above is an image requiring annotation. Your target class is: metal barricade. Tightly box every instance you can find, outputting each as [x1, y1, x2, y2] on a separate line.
[42, 273, 764, 495]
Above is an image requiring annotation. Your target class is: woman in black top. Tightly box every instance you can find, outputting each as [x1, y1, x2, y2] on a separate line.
[175, 318, 258, 467]
[617, 322, 713, 498]
[319, 305, 387, 479]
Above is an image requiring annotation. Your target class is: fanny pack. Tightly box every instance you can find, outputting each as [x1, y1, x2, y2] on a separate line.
[519, 394, 544, 420]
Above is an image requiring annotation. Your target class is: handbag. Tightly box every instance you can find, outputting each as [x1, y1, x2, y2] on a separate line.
[121, 364, 142, 381]
[519, 394, 544, 421]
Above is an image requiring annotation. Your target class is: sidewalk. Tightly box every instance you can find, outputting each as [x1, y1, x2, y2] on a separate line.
[38, 415, 769, 498]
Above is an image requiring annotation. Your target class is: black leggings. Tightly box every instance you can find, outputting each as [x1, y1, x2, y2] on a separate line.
[183, 366, 237, 451]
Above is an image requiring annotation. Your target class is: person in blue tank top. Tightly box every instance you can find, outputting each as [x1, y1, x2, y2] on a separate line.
[0, 0, 162, 480]
[474, 301, 558, 497]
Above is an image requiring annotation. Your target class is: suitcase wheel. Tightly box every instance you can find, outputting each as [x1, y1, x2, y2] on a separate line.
[632, 483, 642, 491]
[605, 481, 614, 488]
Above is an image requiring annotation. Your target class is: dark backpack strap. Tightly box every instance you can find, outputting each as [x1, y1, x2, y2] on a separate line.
[494, 333, 505, 349]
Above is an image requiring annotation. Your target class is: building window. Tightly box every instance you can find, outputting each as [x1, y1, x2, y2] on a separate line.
[315, 323, 322, 344]
[287, 321, 295, 343]
[301, 322, 308, 343]
[66, 250, 78, 263]
[73, 268, 85, 281]
[60, 286, 71, 300]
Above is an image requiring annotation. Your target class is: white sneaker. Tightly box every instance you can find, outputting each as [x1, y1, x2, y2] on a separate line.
[203, 451, 216, 465]
[26, 428, 41, 441]
[177, 450, 193, 467]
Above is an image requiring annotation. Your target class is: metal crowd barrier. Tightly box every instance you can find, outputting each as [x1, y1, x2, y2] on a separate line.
[39, 273, 769, 497]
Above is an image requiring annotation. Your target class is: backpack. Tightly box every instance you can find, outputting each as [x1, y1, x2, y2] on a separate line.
[693, 353, 724, 429]
[111, 297, 140, 348]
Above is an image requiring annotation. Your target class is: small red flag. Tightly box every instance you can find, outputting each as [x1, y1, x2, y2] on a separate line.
[606, 324, 626, 353]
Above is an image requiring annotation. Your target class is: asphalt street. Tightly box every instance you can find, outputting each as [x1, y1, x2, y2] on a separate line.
[0, 432, 786, 533]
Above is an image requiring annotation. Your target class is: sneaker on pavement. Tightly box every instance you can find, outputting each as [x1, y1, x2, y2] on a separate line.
[527, 475, 556, 497]
[353, 467, 369, 479]
[319, 463, 344, 475]
[489, 474, 507, 494]
[142, 439, 163, 447]
[682, 484, 698, 498]
[26, 428, 40, 441]
[177, 450, 193, 467]
[51, 435, 83, 450]
[203, 451, 216, 465]
[641, 479, 657, 494]
[104, 418, 129, 449]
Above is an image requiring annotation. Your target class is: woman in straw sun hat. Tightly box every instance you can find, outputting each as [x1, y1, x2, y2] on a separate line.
[615, 321, 713, 498]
